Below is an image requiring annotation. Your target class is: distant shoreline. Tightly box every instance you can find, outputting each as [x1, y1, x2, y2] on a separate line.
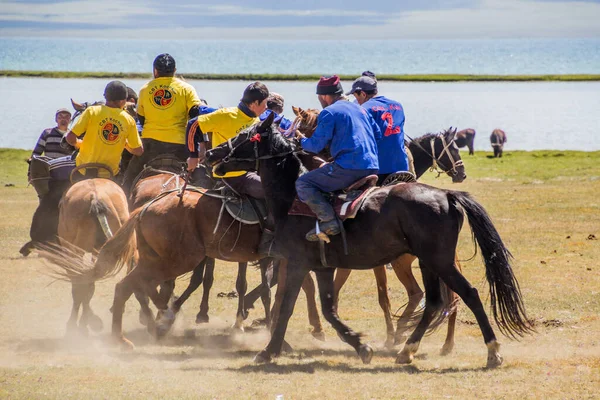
[2, 70, 600, 82]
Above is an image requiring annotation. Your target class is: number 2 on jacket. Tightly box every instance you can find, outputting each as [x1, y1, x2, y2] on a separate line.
[381, 112, 401, 137]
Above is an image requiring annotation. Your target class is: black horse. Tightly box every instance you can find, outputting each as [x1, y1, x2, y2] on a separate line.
[205, 113, 532, 368]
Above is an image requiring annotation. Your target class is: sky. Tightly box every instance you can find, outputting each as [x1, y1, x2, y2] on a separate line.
[0, 0, 599, 39]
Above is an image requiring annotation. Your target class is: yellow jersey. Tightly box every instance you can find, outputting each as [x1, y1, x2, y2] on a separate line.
[137, 77, 200, 144]
[71, 105, 142, 176]
[192, 107, 258, 178]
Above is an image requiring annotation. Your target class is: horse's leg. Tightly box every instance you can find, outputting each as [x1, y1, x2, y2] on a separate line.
[373, 266, 395, 349]
[332, 268, 352, 311]
[396, 265, 443, 364]
[302, 272, 325, 341]
[317, 268, 373, 364]
[233, 262, 248, 332]
[197, 258, 215, 323]
[255, 261, 308, 363]
[390, 254, 423, 345]
[429, 260, 502, 368]
[245, 258, 276, 327]
[66, 283, 83, 335]
[440, 259, 462, 356]
[111, 272, 138, 349]
[79, 282, 103, 333]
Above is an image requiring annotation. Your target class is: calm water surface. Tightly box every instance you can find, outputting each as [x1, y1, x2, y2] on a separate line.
[1, 77, 599, 152]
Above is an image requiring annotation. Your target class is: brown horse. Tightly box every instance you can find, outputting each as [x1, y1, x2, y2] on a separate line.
[490, 129, 507, 158]
[205, 114, 532, 368]
[455, 128, 476, 155]
[289, 106, 465, 351]
[40, 173, 130, 335]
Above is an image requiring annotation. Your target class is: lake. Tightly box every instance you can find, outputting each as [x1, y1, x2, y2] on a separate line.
[2, 77, 599, 152]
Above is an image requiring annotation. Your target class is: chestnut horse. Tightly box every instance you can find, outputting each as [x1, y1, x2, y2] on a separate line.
[40, 173, 130, 335]
[205, 114, 532, 368]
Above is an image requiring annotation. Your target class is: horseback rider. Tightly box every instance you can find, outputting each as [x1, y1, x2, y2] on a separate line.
[186, 82, 275, 255]
[21, 81, 143, 256]
[347, 75, 410, 185]
[121, 53, 202, 194]
[295, 75, 380, 241]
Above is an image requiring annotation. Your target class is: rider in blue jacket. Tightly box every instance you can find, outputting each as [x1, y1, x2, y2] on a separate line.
[296, 75, 380, 241]
[348, 75, 409, 184]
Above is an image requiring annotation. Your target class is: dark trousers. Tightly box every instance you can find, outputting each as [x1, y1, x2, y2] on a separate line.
[222, 172, 265, 200]
[29, 179, 71, 244]
[122, 138, 188, 194]
[295, 163, 377, 221]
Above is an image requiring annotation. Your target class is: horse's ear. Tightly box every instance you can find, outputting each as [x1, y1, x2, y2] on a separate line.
[71, 98, 85, 112]
[299, 108, 309, 118]
[292, 106, 300, 116]
[257, 112, 275, 134]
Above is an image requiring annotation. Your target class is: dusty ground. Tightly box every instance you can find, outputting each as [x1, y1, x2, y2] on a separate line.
[0, 150, 599, 399]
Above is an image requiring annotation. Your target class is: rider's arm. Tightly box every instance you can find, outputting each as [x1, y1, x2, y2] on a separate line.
[65, 131, 82, 149]
[125, 119, 143, 156]
[31, 129, 49, 158]
[186, 117, 209, 158]
[300, 110, 333, 154]
[125, 143, 143, 156]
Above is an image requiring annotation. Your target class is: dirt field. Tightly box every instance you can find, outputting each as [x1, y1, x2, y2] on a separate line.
[0, 150, 599, 399]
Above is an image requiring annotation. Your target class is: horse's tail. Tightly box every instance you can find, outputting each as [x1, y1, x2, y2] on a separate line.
[90, 193, 114, 241]
[38, 208, 141, 284]
[448, 191, 534, 338]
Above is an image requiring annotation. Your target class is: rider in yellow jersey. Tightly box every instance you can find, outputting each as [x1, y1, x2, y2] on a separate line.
[122, 53, 201, 194]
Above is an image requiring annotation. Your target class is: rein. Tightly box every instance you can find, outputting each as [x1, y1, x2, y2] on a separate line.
[405, 133, 463, 178]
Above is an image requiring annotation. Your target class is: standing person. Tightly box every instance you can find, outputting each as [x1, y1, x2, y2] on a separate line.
[122, 53, 201, 193]
[348, 75, 410, 184]
[30, 108, 74, 160]
[21, 81, 143, 256]
[186, 82, 274, 254]
[295, 75, 380, 241]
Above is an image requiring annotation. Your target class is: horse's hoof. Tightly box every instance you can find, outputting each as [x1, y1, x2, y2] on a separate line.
[311, 330, 326, 342]
[87, 314, 104, 333]
[230, 324, 245, 334]
[440, 342, 454, 356]
[19, 242, 32, 257]
[254, 350, 272, 364]
[155, 325, 170, 339]
[486, 353, 503, 368]
[114, 336, 135, 351]
[195, 313, 209, 324]
[359, 344, 373, 365]
[250, 318, 268, 328]
[396, 342, 419, 364]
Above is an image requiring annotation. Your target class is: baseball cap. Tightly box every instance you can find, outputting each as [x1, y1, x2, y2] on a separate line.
[346, 76, 378, 95]
[55, 108, 72, 116]
[153, 53, 176, 74]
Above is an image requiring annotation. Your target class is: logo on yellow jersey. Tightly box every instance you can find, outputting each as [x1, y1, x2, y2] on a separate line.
[152, 87, 175, 109]
[101, 122, 120, 143]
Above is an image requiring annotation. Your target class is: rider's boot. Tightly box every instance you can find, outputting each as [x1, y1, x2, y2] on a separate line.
[303, 196, 340, 242]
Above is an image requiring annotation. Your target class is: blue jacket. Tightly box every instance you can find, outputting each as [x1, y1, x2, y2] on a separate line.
[301, 100, 380, 170]
[259, 109, 292, 131]
[362, 96, 408, 174]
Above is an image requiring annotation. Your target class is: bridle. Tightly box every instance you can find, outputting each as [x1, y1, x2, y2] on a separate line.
[406, 132, 464, 178]
[216, 129, 297, 172]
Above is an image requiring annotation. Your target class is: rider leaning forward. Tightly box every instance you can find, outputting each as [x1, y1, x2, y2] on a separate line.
[186, 82, 276, 256]
[295, 75, 381, 241]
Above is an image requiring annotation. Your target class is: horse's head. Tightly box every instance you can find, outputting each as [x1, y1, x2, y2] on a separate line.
[206, 112, 294, 176]
[430, 127, 466, 183]
[70, 98, 105, 123]
[289, 106, 320, 138]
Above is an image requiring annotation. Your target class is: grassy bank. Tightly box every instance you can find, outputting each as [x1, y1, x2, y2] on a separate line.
[2, 70, 600, 81]
[0, 148, 599, 399]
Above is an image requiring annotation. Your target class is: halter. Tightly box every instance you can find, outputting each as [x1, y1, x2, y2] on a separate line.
[429, 134, 464, 178]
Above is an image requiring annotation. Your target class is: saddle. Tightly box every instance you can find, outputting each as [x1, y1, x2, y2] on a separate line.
[288, 175, 379, 221]
[220, 186, 268, 226]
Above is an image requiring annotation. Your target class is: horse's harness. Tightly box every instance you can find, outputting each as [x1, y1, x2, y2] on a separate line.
[406, 133, 463, 178]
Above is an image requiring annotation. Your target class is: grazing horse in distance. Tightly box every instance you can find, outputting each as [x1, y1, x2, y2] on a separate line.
[490, 129, 507, 158]
[455, 128, 476, 155]
[205, 114, 532, 368]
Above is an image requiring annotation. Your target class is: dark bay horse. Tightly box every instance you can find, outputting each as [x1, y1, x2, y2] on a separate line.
[490, 129, 507, 158]
[205, 114, 532, 368]
[455, 128, 476, 155]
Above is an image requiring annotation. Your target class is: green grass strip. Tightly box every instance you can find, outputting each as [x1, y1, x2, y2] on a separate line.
[1, 70, 600, 81]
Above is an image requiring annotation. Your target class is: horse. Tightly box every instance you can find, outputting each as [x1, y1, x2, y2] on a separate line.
[455, 128, 476, 155]
[287, 106, 466, 351]
[490, 129, 507, 158]
[38, 165, 131, 335]
[205, 113, 533, 368]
